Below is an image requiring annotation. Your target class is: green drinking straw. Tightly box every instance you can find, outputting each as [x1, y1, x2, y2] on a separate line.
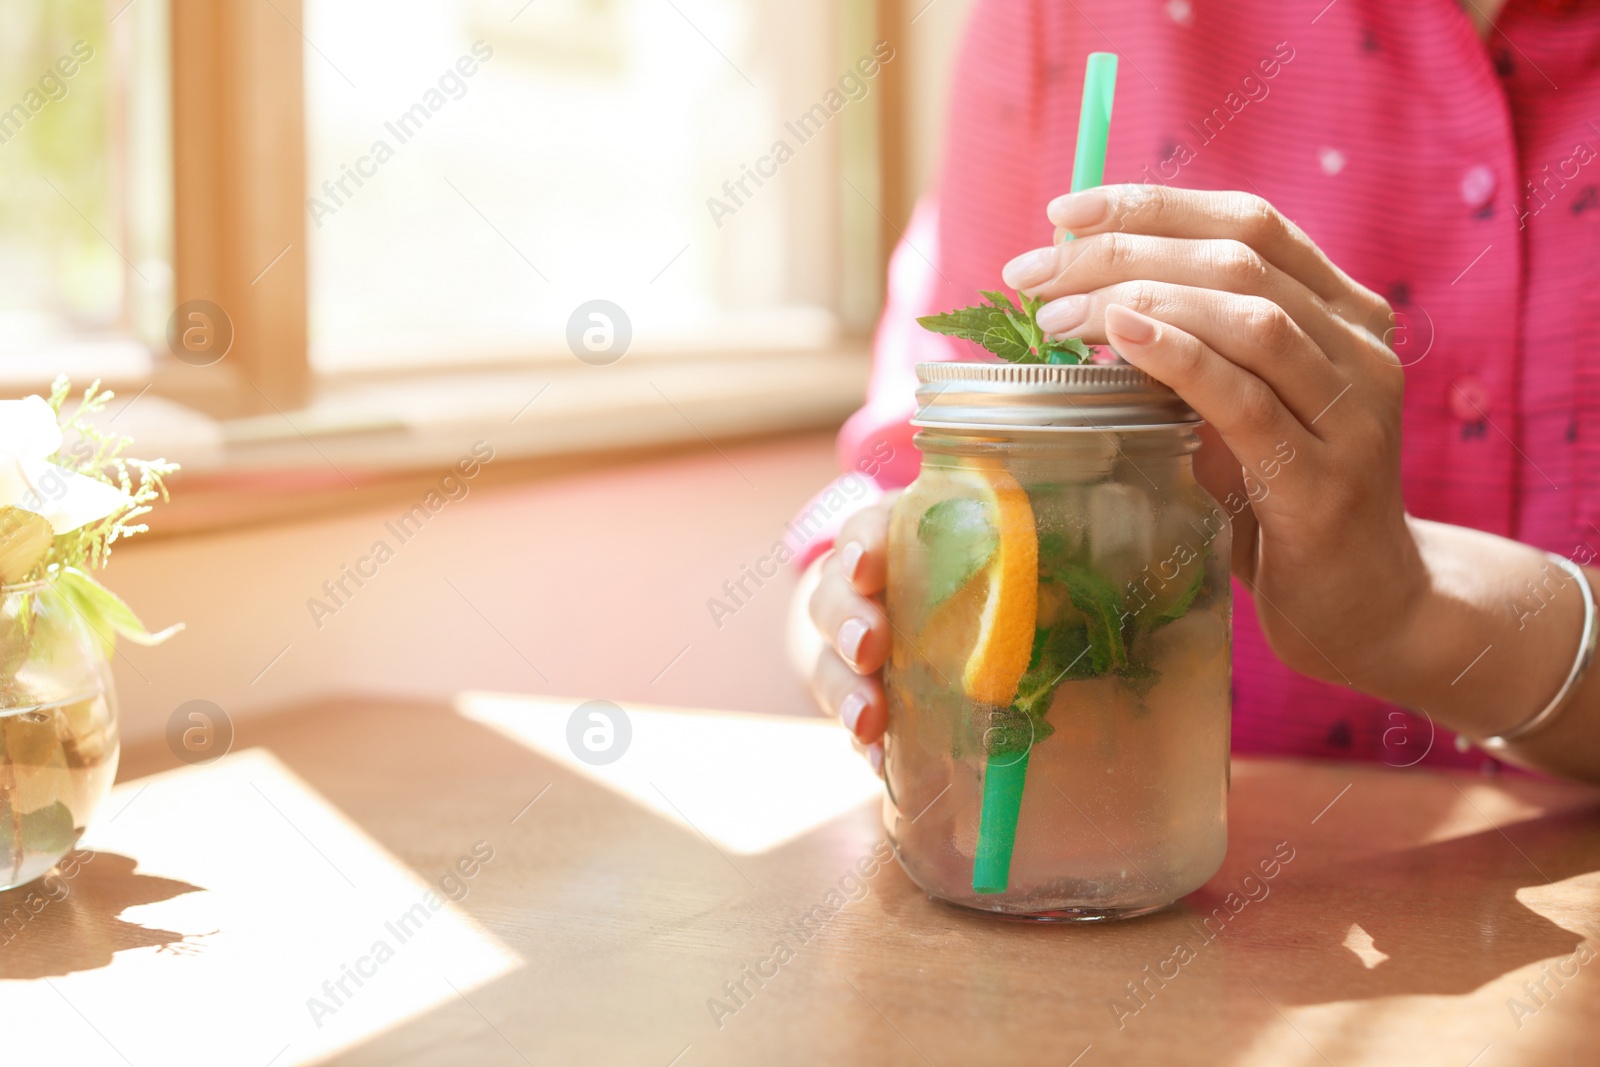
[971, 51, 1118, 896]
[973, 744, 1031, 894]
[1071, 52, 1119, 193]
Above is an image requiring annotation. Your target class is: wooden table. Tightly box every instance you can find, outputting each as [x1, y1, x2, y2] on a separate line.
[4, 694, 1600, 1066]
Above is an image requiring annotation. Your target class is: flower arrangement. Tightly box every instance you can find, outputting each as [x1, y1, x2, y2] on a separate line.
[0, 377, 180, 682]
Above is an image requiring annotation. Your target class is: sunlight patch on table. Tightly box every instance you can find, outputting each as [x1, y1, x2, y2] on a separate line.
[1516, 870, 1600, 935]
[455, 692, 884, 855]
[0, 748, 520, 1067]
[1432, 783, 1557, 848]
[1228, 996, 1503, 1067]
[1342, 922, 1390, 969]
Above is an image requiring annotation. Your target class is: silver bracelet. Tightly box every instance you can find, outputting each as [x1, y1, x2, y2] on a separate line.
[1482, 553, 1598, 751]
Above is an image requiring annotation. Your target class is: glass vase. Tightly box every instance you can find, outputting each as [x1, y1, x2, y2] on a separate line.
[0, 579, 119, 892]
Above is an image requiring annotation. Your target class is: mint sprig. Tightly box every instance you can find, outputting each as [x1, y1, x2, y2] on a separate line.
[992, 529, 1212, 746]
[918, 290, 1094, 365]
[1052, 564, 1129, 673]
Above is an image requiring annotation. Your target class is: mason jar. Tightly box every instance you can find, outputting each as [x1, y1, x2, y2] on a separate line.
[883, 362, 1232, 920]
[0, 580, 119, 891]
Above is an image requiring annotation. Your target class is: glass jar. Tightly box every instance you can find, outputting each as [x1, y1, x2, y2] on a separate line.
[0, 580, 119, 891]
[884, 362, 1231, 920]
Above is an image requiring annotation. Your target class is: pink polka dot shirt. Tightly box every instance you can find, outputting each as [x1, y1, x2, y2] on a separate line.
[798, 0, 1600, 770]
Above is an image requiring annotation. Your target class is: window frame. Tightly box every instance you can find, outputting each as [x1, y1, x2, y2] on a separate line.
[166, 0, 310, 412]
[31, 0, 920, 427]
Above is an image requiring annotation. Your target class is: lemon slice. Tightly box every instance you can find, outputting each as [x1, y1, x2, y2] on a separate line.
[916, 463, 1038, 707]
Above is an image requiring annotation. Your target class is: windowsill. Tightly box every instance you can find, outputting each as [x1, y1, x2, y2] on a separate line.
[103, 344, 869, 536]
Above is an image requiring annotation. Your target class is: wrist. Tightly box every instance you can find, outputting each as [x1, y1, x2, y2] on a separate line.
[1482, 556, 1598, 749]
[1341, 513, 1437, 697]
[1346, 519, 1590, 739]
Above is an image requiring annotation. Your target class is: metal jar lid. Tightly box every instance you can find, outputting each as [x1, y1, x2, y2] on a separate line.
[911, 361, 1199, 431]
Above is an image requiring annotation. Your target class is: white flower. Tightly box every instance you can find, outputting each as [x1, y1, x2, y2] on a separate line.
[0, 395, 131, 534]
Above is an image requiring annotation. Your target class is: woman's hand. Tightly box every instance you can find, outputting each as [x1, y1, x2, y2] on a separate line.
[800, 494, 899, 772]
[1000, 184, 1426, 685]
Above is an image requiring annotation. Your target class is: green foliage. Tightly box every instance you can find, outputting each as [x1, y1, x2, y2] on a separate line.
[21, 800, 75, 852]
[995, 509, 1214, 746]
[1053, 563, 1128, 673]
[1, 379, 179, 688]
[1035, 532, 1082, 578]
[0, 796, 76, 863]
[985, 707, 1042, 759]
[917, 289, 1096, 365]
[34, 376, 178, 581]
[55, 566, 182, 659]
[1150, 563, 1207, 629]
[915, 297, 1031, 364]
[1011, 624, 1095, 724]
[917, 497, 997, 608]
[926, 499, 1218, 758]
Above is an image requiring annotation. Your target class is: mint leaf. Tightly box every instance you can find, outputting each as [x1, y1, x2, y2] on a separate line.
[1025, 624, 1051, 672]
[1023, 294, 1094, 365]
[1152, 563, 1207, 629]
[917, 289, 1095, 365]
[1015, 637, 1064, 720]
[1125, 560, 1209, 638]
[1044, 336, 1094, 364]
[1038, 624, 1099, 685]
[978, 289, 1018, 313]
[1111, 562, 1209, 706]
[1009, 293, 1048, 357]
[1037, 531, 1088, 582]
[984, 703, 1042, 759]
[1006, 622, 1098, 750]
[1114, 659, 1161, 698]
[917, 498, 997, 608]
[917, 303, 1032, 363]
[1053, 564, 1128, 672]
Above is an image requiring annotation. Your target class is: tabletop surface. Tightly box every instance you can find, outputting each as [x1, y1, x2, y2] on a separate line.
[4, 693, 1600, 1066]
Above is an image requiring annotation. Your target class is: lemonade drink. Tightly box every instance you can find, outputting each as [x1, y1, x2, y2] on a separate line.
[883, 363, 1232, 920]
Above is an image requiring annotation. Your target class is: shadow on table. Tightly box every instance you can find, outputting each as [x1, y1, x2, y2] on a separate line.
[106, 694, 1600, 1065]
[1189, 802, 1600, 1003]
[0, 851, 204, 981]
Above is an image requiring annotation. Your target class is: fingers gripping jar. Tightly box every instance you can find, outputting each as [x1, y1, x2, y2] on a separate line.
[883, 362, 1232, 921]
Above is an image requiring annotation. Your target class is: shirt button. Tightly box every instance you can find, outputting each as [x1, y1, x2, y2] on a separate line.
[1450, 376, 1490, 421]
[1460, 165, 1496, 210]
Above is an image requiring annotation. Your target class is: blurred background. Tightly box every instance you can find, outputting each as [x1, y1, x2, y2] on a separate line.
[0, 0, 974, 745]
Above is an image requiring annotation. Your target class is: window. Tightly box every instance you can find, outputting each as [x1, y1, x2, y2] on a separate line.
[3, 0, 955, 463]
[302, 0, 885, 373]
[0, 0, 171, 386]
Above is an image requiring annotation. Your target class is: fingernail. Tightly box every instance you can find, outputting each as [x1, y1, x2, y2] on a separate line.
[838, 540, 865, 583]
[839, 691, 868, 737]
[1106, 304, 1158, 345]
[1047, 188, 1111, 232]
[1001, 247, 1056, 290]
[1037, 294, 1088, 335]
[866, 742, 884, 776]
[838, 617, 870, 666]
